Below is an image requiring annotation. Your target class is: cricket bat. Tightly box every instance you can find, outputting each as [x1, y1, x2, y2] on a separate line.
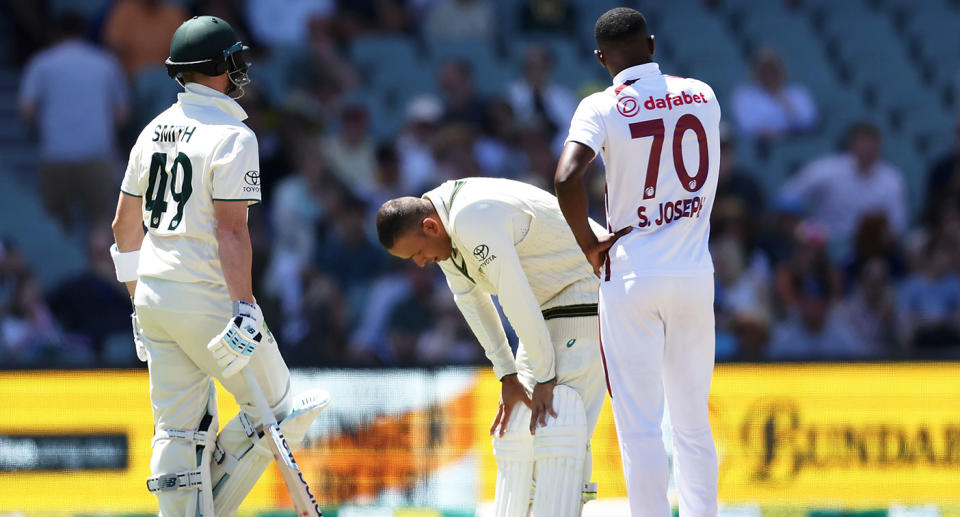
[243, 369, 323, 516]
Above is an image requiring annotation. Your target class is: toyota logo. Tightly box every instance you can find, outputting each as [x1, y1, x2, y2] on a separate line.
[473, 244, 489, 260]
[243, 170, 260, 186]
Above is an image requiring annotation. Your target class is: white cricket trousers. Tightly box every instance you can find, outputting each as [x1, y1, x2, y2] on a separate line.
[598, 274, 718, 517]
[136, 296, 291, 517]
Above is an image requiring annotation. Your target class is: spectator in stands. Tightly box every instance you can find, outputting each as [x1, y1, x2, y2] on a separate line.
[898, 239, 960, 351]
[423, 0, 494, 42]
[731, 48, 818, 141]
[507, 45, 577, 150]
[780, 122, 907, 249]
[414, 297, 483, 365]
[758, 194, 805, 271]
[519, 0, 576, 34]
[922, 110, 960, 227]
[842, 214, 906, 287]
[514, 121, 557, 190]
[322, 103, 377, 197]
[397, 95, 442, 192]
[264, 143, 331, 340]
[766, 271, 866, 360]
[292, 265, 350, 364]
[102, 0, 188, 78]
[244, 0, 334, 49]
[433, 123, 482, 183]
[437, 60, 487, 127]
[316, 193, 384, 295]
[711, 199, 773, 361]
[385, 264, 439, 365]
[366, 144, 405, 216]
[834, 257, 899, 358]
[47, 227, 131, 362]
[475, 98, 522, 178]
[334, 0, 410, 35]
[347, 261, 448, 365]
[716, 125, 766, 215]
[18, 12, 129, 232]
[772, 221, 843, 316]
[0, 272, 74, 365]
[286, 16, 360, 112]
[0, 238, 27, 311]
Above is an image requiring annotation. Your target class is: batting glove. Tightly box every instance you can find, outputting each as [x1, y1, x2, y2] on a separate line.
[208, 300, 265, 378]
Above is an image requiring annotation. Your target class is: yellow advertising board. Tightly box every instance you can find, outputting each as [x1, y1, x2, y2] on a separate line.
[0, 370, 262, 513]
[710, 362, 960, 506]
[1, 363, 959, 513]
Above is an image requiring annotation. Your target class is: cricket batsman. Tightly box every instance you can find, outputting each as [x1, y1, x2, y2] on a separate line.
[377, 177, 628, 516]
[110, 16, 326, 516]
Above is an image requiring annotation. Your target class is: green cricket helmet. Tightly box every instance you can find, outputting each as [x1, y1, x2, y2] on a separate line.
[165, 16, 251, 98]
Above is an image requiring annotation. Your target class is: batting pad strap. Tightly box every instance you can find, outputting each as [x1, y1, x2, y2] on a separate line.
[146, 468, 204, 493]
[240, 412, 258, 438]
[109, 243, 139, 282]
[152, 428, 210, 447]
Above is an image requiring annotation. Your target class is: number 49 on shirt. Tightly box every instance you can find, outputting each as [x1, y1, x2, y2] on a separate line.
[145, 152, 193, 231]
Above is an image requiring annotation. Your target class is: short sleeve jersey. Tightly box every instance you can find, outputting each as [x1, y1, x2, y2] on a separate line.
[120, 83, 261, 285]
[566, 62, 721, 279]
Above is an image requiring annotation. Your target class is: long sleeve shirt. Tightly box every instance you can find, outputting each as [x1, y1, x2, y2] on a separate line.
[424, 178, 602, 383]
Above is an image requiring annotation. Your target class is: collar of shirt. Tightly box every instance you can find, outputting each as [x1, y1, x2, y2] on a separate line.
[612, 62, 661, 89]
[178, 82, 248, 121]
[423, 181, 469, 260]
[422, 182, 453, 232]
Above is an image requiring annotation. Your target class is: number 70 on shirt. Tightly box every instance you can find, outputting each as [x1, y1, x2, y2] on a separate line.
[629, 114, 711, 199]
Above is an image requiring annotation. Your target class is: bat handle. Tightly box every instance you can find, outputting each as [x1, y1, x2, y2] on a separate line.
[242, 368, 279, 427]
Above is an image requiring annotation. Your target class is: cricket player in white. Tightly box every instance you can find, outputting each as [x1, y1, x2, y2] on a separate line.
[376, 178, 612, 516]
[555, 8, 720, 517]
[110, 16, 326, 516]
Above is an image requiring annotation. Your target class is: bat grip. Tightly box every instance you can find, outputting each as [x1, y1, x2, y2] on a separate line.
[242, 368, 279, 427]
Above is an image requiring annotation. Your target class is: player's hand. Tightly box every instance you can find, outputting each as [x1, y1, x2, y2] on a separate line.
[208, 300, 265, 378]
[490, 374, 532, 437]
[529, 378, 558, 434]
[584, 226, 633, 278]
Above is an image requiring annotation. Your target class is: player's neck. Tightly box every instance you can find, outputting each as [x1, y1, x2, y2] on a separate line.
[609, 57, 654, 78]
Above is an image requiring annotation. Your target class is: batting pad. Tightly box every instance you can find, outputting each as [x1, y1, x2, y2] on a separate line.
[212, 388, 328, 515]
[493, 402, 535, 517]
[531, 385, 588, 517]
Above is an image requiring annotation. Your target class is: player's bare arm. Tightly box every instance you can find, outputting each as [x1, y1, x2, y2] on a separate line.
[213, 200, 255, 304]
[207, 199, 264, 378]
[529, 377, 558, 434]
[555, 141, 632, 277]
[111, 191, 146, 297]
[490, 373, 531, 437]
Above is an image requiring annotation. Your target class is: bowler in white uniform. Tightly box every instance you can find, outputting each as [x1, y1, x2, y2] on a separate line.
[555, 7, 721, 517]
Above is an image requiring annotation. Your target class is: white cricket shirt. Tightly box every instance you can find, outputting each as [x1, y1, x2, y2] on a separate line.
[424, 178, 603, 383]
[566, 62, 721, 279]
[121, 83, 261, 290]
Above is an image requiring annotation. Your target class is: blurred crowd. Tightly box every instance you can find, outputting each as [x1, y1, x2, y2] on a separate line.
[2, 0, 959, 368]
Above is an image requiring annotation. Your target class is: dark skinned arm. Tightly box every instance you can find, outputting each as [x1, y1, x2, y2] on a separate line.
[554, 141, 632, 277]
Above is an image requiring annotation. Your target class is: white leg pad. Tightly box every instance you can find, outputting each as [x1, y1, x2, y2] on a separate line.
[211, 389, 329, 515]
[147, 382, 219, 517]
[277, 388, 330, 446]
[492, 402, 535, 517]
[530, 385, 588, 517]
